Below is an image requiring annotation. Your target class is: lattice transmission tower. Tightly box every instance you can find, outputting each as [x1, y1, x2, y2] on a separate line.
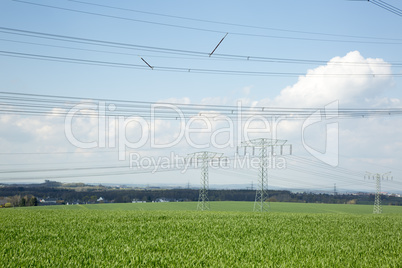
[187, 151, 224, 211]
[364, 172, 392, 214]
[239, 138, 292, 212]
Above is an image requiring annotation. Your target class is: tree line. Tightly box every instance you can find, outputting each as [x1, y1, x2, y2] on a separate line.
[0, 186, 401, 206]
[1, 194, 38, 208]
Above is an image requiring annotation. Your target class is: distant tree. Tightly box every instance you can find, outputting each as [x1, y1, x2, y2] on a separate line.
[19, 198, 26, 207]
[269, 197, 278, 202]
[122, 196, 131, 203]
[8, 195, 21, 207]
[28, 197, 38, 206]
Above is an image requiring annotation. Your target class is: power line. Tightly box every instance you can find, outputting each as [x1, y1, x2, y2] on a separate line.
[0, 155, 191, 175]
[2, 28, 401, 66]
[0, 150, 119, 155]
[287, 155, 364, 177]
[12, 0, 402, 45]
[0, 90, 395, 113]
[1, 91, 402, 120]
[1, 149, 399, 190]
[369, 0, 402, 17]
[0, 166, 194, 181]
[0, 50, 400, 79]
[209, 158, 398, 190]
[68, 0, 402, 42]
[0, 27, 207, 57]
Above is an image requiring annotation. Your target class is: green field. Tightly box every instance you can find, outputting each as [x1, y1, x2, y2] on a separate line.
[1, 202, 401, 267]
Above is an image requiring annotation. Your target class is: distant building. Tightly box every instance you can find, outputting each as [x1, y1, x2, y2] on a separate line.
[39, 198, 58, 205]
[154, 197, 177, 202]
[132, 200, 146, 203]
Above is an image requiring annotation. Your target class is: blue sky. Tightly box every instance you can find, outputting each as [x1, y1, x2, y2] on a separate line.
[0, 0, 402, 193]
[1, 0, 401, 101]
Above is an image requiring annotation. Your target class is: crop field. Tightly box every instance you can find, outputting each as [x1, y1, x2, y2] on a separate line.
[1, 202, 401, 267]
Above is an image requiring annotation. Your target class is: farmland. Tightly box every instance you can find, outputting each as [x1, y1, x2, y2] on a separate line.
[1, 202, 401, 267]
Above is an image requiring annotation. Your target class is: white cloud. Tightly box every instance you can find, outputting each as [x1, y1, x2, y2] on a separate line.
[1, 51, 401, 190]
[271, 51, 393, 107]
[3, 51, 395, 154]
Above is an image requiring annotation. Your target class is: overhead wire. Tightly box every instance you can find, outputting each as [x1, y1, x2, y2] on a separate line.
[0, 151, 230, 175]
[1, 151, 399, 190]
[68, 0, 402, 42]
[11, 0, 402, 45]
[1, 2, 400, 190]
[216, 154, 382, 187]
[369, 0, 402, 17]
[209, 159, 383, 191]
[2, 37, 400, 68]
[286, 155, 364, 177]
[0, 27, 398, 77]
[1, 28, 401, 67]
[0, 160, 187, 174]
[4, 50, 390, 78]
[0, 155, 195, 180]
[0, 150, 121, 155]
[229, 153, 398, 189]
[0, 38, 221, 63]
[283, 156, 402, 187]
[0, 27, 207, 57]
[1, 91, 402, 120]
[0, 166, 195, 181]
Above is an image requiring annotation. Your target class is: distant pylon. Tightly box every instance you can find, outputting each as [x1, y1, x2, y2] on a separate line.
[187, 151, 224, 211]
[239, 138, 291, 212]
[255, 142, 268, 212]
[374, 174, 382, 214]
[365, 172, 392, 214]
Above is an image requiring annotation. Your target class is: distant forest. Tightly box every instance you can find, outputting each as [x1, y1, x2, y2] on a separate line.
[1, 185, 401, 206]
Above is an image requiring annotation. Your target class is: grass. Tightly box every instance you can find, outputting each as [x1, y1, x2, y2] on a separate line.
[28, 201, 402, 214]
[1, 202, 401, 267]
